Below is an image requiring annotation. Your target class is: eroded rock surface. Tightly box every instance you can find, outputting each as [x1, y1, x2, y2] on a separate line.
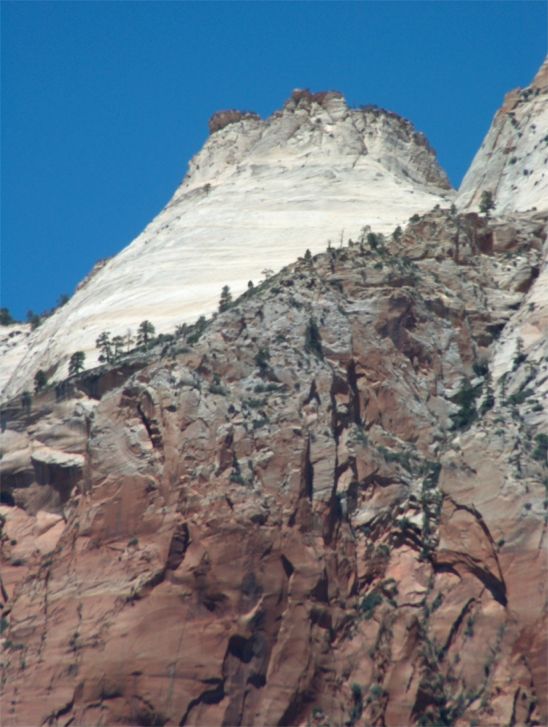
[1, 209, 546, 726]
[458, 57, 548, 214]
[1, 90, 453, 401]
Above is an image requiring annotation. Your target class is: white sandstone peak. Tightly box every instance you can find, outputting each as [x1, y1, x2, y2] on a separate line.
[457, 58, 548, 214]
[1, 90, 454, 400]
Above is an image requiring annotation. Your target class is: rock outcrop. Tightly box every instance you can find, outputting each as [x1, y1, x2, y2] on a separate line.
[458, 57, 548, 214]
[1, 207, 546, 726]
[1, 90, 453, 401]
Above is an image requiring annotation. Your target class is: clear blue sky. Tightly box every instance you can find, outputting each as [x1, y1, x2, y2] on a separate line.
[1, 1, 546, 320]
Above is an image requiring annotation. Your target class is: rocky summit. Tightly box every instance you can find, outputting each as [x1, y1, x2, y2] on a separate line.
[1, 61, 547, 727]
[1, 90, 453, 401]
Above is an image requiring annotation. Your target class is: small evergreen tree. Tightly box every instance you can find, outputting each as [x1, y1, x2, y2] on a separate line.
[0, 308, 15, 326]
[367, 232, 379, 251]
[27, 310, 42, 330]
[68, 351, 86, 376]
[305, 317, 323, 359]
[187, 315, 207, 344]
[479, 371, 495, 415]
[34, 369, 48, 393]
[479, 190, 495, 218]
[255, 347, 271, 374]
[304, 249, 312, 264]
[513, 337, 526, 369]
[218, 285, 232, 313]
[111, 335, 125, 359]
[96, 331, 112, 363]
[137, 320, 155, 348]
[247, 280, 254, 291]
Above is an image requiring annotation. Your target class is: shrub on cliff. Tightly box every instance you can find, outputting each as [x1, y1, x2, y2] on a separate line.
[68, 351, 86, 376]
[305, 317, 323, 359]
[0, 308, 15, 325]
[479, 190, 495, 218]
[137, 320, 155, 349]
[218, 285, 232, 312]
[34, 369, 48, 393]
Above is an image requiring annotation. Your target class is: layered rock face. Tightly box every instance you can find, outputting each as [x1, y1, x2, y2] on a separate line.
[1, 207, 547, 726]
[458, 57, 548, 214]
[1, 91, 452, 401]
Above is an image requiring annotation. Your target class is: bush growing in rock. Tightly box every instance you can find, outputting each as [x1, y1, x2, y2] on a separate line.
[68, 351, 86, 376]
[305, 317, 323, 359]
[532, 434, 548, 462]
[218, 285, 232, 312]
[137, 320, 156, 348]
[34, 369, 48, 392]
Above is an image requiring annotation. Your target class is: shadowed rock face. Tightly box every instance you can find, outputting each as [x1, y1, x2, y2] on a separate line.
[1, 208, 546, 726]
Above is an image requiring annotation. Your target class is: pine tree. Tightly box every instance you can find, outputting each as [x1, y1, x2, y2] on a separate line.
[479, 190, 495, 218]
[27, 310, 42, 330]
[111, 335, 125, 359]
[0, 308, 15, 326]
[96, 331, 112, 363]
[218, 285, 232, 313]
[68, 351, 86, 376]
[137, 320, 155, 348]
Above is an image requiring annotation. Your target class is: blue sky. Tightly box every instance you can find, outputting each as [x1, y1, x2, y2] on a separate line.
[2, 1, 546, 320]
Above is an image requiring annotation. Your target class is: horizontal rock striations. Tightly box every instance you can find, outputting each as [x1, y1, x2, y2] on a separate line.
[1, 90, 452, 400]
[458, 57, 548, 214]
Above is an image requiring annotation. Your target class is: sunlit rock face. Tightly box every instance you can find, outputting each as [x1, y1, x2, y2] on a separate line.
[1, 65, 548, 726]
[1, 207, 546, 727]
[1, 90, 452, 400]
[0, 324, 31, 394]
[457, 58, 548, 214]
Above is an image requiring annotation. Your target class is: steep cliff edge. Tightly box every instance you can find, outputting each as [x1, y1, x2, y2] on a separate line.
[1, 91, 452, 402]
[458, 58, 548, 214]
[1, 207, 546, 726]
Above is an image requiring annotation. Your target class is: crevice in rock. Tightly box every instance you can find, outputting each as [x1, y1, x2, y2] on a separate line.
[227, 634, 255, 664]
[43, 697, 74, 725]
[137, 401, 163, 450]
[446, 497, 508, 606]
[439, 597, 476, 659]
[277, 691, 307, 727]
[509, 687, 521, 727]
[469, 562, 507, 607]
[165, 524, 190, 571]
[346, 359, 362, 425]
[178, 679, 225, 726]
[280, 554, 294, 578]
[310, 571, 329, 603]
[304, 380, 321, 406]
[303, 437, 314, 501]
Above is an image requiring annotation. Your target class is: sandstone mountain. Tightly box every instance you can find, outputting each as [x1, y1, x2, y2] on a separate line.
[1, 90, 453, 400]
[458, 57, 548, 214]
[1, 206, 546, 726]
[1, 64, 547, 727]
